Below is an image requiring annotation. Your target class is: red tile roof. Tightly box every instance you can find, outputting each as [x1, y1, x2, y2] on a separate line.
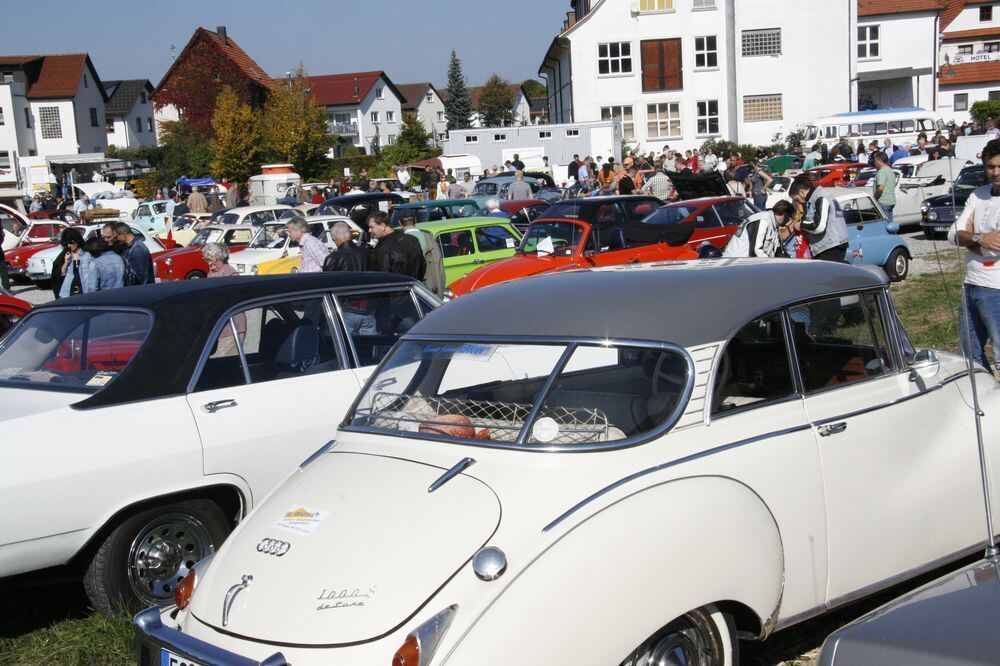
[197, 28, 271, 87]
[0, 53, 106, 100]
[939, 59, 1000, 85]
[307, 71, 402, 107]
[943, 26, 1000, 40]
[941, 0, 997, 29]
[397, 82, 437, 111]
[858, 0, 947, 15]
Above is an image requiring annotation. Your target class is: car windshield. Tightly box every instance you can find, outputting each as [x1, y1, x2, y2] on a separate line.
[519, 221, 587, 254]
[249, 224, 287, 249]
[391, 208, 432, 225]
[151, 202, 168, 214]
[473, 182, 499, 196]
[0, 310, 150, 392]
[536, 201, 595, 223]
[191, 228, 228, 245]
[347, 340, 689, 448]
[955, 169, 985, 191]
[217, 213, 240, 225]
[316, 202, 349, 217]
[647, 205, 697, 225]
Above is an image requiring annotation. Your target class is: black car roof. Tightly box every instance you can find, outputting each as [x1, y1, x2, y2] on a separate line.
[32, 274, 416, 409]
[319, 192, 405, 207]
[409, 259, 888, 348]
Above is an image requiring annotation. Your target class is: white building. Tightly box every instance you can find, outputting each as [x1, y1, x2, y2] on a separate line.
[856, 0, 940, 111]
[442, 83, 533, 128]
[397, 82, 448, 144]
[539, 0, 858, 151]
[104, 80, 157, 150]
[308, 71, 404, 157]
[0, 53, 109, 198]
[937, 0, 1000, 124]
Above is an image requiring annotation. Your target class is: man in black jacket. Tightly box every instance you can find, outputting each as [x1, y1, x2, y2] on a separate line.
[114, 222, 154, 285]
[323, 221, 373, 272]
[367, 211, 425, 279]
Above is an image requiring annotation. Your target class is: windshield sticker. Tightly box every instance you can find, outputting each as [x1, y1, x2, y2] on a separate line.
[505, 237, 515, 248]
[419, 343, 497, 362]
[536, 236, 555, 255]
[532, 417, 560, 443]
[274, 506, 329, 536]
[316, 586, 376, 611]
[85, 371, 116, 387]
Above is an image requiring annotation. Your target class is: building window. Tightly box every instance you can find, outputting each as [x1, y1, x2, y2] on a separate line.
[641, 39, 683, 91]
[376, 86, 384, 99]
[136, 116, 143, 133]
[598, 42, 633, 75]
[987, 42, 1000, 52]
[539, 130, 552, 139]
[38, 106, 61, 139]
[0, 151, 10, 169]
[494, 133, 507, 141]
[465, 135, 479, 142]
[744, 94, 783, 122]
[387, 134, 395, 145]
[692, 0, 716, 8]
[981, 5, 993, 21]
[566, 128, 580, 137]
[647, 102, 681, 139]
[957, 45, 974, 55]
[371, 111, 379, 123]
[425, 91, 434, 102]
[0, 107, 4, 126]
[695, 36, 718, 69]
[83, 74, 88, 88]
[989, 90, 1000, 100]
[106, 118, 114, 133]
[89, 107, 99, 127]
[24, 107, 30, 128]
[140, 91, 146, 104]
[437, 111, 445, 122]
[1, 72, 12, 82]
[386, 111, 396, 123]
[639, 0, 673, 10]
[697, 100, 720, 135]
[955, 93, 969, 112]
[601, 105, 635, 140]
[148, 118, 154, 132]
[742, 28, 781, 56]
[858, 25, 880, 59]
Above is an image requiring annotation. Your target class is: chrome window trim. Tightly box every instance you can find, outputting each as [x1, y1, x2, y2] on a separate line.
[340, 335, 696, 454]
[230, 317, 251, 385]
[328, 290, 358, 367]
[321, 294, 350, 370]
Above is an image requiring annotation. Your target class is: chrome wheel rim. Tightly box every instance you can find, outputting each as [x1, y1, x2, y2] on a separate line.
[644, 626, 705, 666]
[894, 253, 907, 276]
[127, 513, 214, 605]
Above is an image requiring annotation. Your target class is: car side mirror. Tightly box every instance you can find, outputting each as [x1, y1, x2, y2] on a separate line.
[885, 222, 900, 234]
[910, 349, 939, 382]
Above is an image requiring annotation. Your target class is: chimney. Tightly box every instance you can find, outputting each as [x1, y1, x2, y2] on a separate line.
[216, 25, 228, 45]
[354, 77, 359, 98]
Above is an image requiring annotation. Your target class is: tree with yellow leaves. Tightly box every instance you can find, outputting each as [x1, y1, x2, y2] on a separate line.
[259, 65, 332, 179]
[210, 86, 260, 184]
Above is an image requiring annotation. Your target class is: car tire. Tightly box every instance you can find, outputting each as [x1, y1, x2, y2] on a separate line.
[83, 499, 231, 615]
[884, 248, 909, 282]
[185, 270, 206, 280]
[623, 605, 737, 666]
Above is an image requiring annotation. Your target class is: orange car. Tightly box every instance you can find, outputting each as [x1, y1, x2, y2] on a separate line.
[448, 216, 699, 297]
[804, 162, 863, 188]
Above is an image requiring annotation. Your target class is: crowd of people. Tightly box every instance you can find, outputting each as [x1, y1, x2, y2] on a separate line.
[48, 222, 154, 298]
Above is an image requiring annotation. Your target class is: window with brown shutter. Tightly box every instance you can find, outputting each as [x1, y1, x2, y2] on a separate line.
[641, 38, 682, 92]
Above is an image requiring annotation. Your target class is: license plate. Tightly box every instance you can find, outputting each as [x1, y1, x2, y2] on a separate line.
[160, 648, 204, 666]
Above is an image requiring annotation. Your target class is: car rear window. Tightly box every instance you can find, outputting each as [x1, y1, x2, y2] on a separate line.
[0, 310, 150, 392]
[646, 206, 698, 225]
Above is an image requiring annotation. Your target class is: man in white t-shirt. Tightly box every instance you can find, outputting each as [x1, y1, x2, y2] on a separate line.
[949, 139, 1000, 372]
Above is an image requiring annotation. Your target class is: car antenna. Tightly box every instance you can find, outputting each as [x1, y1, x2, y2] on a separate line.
[933, 148, 998, 559]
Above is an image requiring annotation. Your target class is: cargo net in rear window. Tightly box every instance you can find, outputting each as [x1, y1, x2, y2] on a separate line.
[368, 392, 610, 445]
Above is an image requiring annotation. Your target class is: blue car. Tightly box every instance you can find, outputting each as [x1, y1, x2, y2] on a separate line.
[828, 188, 911, 281]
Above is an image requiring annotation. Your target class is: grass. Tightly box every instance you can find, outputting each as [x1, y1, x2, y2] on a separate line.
[0, 260, 977, 666]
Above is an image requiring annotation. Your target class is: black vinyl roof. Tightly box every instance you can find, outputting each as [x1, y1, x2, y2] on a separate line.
[409, 259, 889, 348]
[31, 274, 416, 409]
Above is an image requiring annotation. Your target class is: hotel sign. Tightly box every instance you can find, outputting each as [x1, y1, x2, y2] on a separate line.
[952, 52, 1000, 64]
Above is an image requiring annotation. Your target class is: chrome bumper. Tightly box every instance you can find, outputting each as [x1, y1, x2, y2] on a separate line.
[132, 607, 288, 666]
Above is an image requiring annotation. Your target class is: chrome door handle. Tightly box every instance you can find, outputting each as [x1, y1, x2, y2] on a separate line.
[817, 422, 847, 437]
[202, 399, 238, 413]
[473, 259, 485, 264]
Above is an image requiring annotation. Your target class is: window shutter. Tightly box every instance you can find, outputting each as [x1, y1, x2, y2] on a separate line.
[663, 39, 683, 89]
[641, 40, 662, 91]
[641, 39, 682, 91]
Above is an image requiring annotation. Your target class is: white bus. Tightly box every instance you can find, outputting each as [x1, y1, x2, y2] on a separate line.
[804, 108, 945, 149]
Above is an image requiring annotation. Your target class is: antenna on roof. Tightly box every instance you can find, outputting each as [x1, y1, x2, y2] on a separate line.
[169, 44, 176, 61]
[354, 77, 359, 97]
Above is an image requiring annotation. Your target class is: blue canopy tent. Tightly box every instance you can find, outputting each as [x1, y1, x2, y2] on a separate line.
[176, 177, 215, 189]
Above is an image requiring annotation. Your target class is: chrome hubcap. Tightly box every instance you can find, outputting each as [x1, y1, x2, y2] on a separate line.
[646, 630, 701, 666]
[895, 254, 907, 275]
[128, 513, 213, 605]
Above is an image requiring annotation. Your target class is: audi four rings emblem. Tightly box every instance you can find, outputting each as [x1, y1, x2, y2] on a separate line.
[256, 538, 291, 556]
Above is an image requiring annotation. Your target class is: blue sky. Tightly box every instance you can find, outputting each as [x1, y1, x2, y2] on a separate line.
[3, 0, 570, 88]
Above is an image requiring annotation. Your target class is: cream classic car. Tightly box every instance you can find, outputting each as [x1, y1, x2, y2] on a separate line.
[233, 217, 348, 275]
[135, 259, 1000, 665]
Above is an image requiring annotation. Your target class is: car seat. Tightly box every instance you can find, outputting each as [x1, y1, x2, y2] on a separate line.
[273, 324, 320, 378]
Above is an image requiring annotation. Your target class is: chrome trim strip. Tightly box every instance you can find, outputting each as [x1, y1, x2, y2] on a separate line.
[774, 540, 989, 631]
[231, 318, 251, 385]
[515, 344, 577, 445]
[428, 456, 477, 493]
[132, 607, 287, 666]
[321, 294, 349, 370]
[812, 371, 976, 426]
[542, 422, 813, 532]
[328, 291, 359, 367]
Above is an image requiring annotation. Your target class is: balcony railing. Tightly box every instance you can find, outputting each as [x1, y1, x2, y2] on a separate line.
[328, 122, 359, 136]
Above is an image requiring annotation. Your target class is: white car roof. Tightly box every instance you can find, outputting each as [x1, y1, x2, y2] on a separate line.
[231, 204, 293, 214]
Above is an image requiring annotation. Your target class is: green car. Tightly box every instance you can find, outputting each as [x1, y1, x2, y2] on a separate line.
[390, 198, 481, 225]
[416, 217, 522, 286]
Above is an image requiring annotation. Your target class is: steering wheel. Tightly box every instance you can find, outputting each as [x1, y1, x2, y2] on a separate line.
[652, 354, 685, 394]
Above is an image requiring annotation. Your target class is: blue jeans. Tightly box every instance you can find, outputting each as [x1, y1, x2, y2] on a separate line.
[961, 284, 1000, 373]
[753, 192, 767, 210]
[881, 204, 894, 221]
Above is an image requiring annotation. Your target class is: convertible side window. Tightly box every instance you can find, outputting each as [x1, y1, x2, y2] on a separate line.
[791, 292, 892, 393]
[336, 290, 422, 366]
[712, 312, 795, 415]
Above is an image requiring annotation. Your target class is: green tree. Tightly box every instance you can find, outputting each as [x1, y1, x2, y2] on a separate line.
[155, 119, 215, 187]
[970, 100, 1000, 125]
[478, 74, 514, 128]
[259, 65, 332, 179]
[210, 86, 261, 184]
[397, 112, 432, 154]
[444, 50, 473, 130]
[521, 78, 546, 98]
[372, 113, 438, 177]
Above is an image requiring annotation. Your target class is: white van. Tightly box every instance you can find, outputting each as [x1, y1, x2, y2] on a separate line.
[805, 108, 944, 150]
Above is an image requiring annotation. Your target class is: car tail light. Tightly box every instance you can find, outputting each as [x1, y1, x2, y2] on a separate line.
[175, 570, 196, 609]
[391, 605, 457, 666]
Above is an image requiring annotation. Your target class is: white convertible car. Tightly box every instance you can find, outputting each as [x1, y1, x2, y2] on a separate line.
[134, 259, 1000, 665]
[232, 217, 349, 275]
[0, 273, 439, 613]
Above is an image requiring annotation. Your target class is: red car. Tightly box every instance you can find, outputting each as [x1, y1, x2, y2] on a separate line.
[5, 240, 60, 279]
[154, 224, 255, 280]
[643, 196, 758, 251]
[497, 199, 551, 233]
[29, 209, 81, 225]
[0, 294, 30, 337]
[805, 162, 863, 188]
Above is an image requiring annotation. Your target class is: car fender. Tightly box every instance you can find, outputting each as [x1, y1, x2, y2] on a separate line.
[444, 475, 783, 665]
